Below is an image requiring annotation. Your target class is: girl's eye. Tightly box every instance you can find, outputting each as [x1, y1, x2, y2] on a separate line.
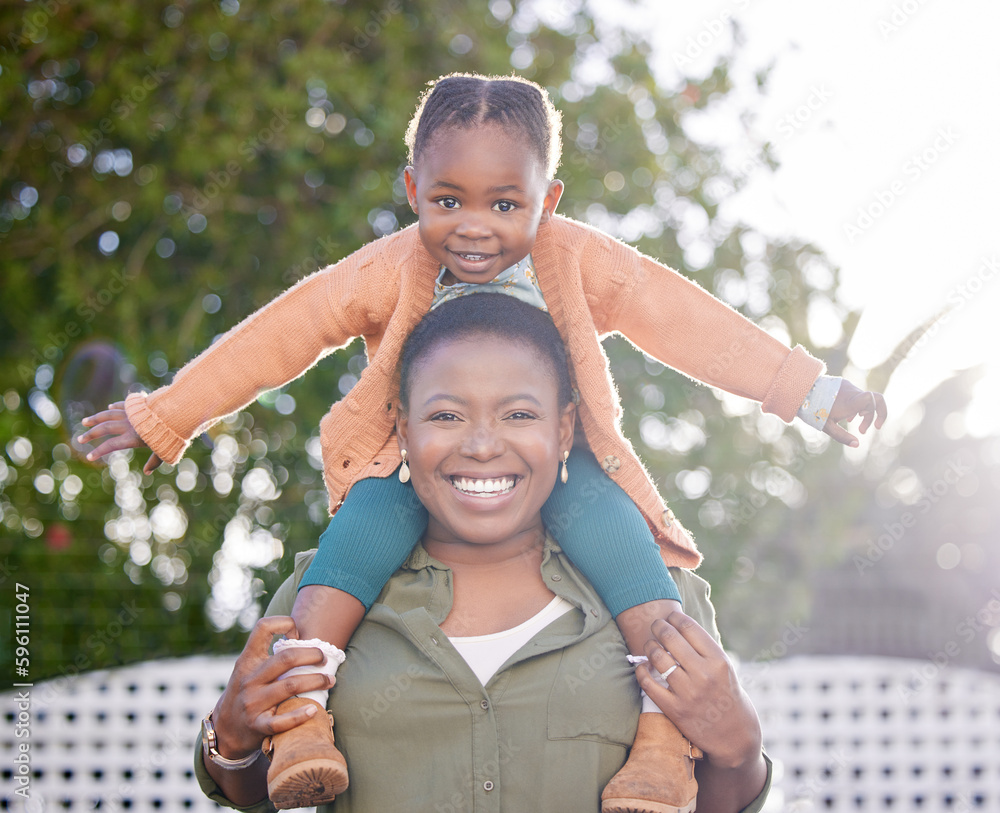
[437, 197, 460, 210]
[493, 200, 516, 213]
[430, 411, 460, 422]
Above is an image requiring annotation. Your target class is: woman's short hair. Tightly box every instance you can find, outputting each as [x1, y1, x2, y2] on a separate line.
[398, 294, 573, 410]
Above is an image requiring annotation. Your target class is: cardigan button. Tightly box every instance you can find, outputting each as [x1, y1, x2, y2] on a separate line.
[662, 509, 676, 527]
[571, 388, 581, 405]
[602, 455, 620, 474]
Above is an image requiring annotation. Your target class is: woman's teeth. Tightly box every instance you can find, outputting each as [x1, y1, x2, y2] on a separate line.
[452, 476, 515, 496]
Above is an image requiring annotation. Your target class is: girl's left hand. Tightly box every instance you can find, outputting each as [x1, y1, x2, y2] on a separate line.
[635, 612, 762, 770]
[823, 380, 888, 447]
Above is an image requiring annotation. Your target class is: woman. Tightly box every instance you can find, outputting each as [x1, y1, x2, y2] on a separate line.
[195, 295, 771, 812]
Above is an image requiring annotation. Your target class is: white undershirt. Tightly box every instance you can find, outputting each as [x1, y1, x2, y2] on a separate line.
[448, 596, 575, 686]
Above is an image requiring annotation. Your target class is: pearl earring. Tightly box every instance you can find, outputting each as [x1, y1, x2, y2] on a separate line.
[398, 450, 410, 484]
[560, 450, 569, 484]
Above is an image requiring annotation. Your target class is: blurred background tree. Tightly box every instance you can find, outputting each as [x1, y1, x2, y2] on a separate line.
[2, 0, 997, 680]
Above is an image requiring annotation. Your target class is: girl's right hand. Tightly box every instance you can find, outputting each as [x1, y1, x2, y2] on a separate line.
[76, 400, 162, 474]
[211, 616, 335, 760]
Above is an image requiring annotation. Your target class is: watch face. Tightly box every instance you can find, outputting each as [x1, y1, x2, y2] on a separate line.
[202, 714, 216, 755]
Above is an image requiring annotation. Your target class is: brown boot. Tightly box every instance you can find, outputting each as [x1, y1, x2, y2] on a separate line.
[601, 713, 702, 813]
[265, 697, 349, 809]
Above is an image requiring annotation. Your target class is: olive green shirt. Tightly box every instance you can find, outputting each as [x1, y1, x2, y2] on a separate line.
[196, 539, 771, 812]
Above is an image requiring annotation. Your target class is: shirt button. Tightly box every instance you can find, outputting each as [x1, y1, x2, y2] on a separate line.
[590, 609, 598, 617]
[483, 781, 495, 792]
[550, 574, 561, 582]
[430, 637, 439, 646]
[480, 700, 489, 710]
[602, 455, 620, 473]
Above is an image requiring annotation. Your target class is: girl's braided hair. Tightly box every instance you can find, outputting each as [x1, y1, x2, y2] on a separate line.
[404, 73, 563, 178]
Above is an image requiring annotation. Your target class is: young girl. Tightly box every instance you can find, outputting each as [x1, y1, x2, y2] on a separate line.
[79, 73, 886, 813]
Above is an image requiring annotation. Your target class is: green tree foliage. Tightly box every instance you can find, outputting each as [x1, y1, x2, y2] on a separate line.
[4, 0, 996, 680]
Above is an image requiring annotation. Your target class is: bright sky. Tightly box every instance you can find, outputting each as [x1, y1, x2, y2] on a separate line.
[601, 0, 1000, 438]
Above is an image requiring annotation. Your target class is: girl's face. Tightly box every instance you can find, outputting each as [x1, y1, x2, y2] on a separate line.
[396, 334, 574, 558]
[404, 123, 563, 284]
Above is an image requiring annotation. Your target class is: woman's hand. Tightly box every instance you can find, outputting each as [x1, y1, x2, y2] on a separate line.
[76, 401, 162, 474]
[823, 380, 888, 448]
[635, 612, 762, 771]
[211, 616, 335, 761]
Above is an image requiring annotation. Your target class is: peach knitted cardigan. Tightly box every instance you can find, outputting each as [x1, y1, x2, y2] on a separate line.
[125, 215, 823, 568]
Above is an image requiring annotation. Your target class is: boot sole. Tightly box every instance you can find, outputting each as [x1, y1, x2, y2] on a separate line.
[268, 757, 349, 809]
[601, 797, 697, 813]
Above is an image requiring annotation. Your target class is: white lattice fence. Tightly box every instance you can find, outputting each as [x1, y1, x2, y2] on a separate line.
[741, 656, 1000, 811]
[1, 655, 235, 812]
[3, 654, 1000, 811]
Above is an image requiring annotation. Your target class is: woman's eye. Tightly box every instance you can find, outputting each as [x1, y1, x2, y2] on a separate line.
[508, 410, 536, 421]
[493, 200, 516, 213]
[438, 197, 460, 210]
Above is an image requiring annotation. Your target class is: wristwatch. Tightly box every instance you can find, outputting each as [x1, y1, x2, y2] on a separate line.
[202, 709, 262, 769]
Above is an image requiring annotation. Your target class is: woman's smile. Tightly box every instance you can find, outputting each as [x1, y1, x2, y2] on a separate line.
[396, 337, 574, 555]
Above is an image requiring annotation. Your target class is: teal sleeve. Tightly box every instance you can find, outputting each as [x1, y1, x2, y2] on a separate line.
[299, 472, 427, 609]
[541, 448, 681, 615]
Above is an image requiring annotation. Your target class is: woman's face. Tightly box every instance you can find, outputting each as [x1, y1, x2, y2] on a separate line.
[397, 335, 575, 555]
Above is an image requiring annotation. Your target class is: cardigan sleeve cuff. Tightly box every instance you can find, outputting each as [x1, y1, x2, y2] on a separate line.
[124, 391, 190, 465]
[760, 345, 825, 423]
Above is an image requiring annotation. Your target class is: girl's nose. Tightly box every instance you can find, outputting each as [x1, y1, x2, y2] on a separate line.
[455, 211, 492, 239]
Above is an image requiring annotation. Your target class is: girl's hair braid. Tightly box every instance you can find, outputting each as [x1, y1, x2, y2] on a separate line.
[404, 73, 563, 178]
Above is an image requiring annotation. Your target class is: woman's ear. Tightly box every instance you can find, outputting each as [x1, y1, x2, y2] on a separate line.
[558, 401, 575, 452]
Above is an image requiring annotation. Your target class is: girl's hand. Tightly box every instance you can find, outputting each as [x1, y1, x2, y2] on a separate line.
[635, 611, 762, 771]
[823, 380, 888, 447]
[76, 401, 162, 474]
[211, 616, 335, 761]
